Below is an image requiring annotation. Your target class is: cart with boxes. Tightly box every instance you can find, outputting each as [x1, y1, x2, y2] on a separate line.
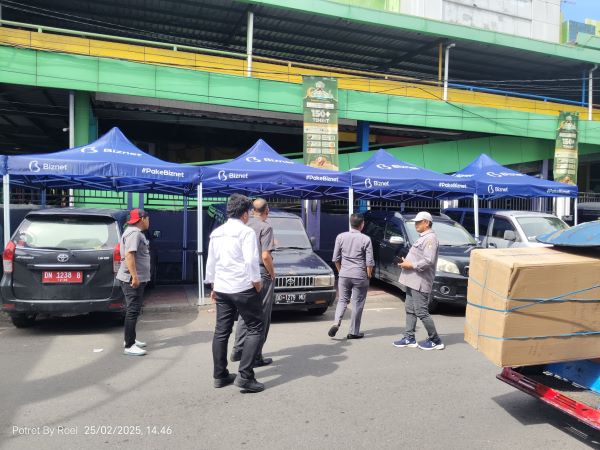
[464, 231, 600, 431]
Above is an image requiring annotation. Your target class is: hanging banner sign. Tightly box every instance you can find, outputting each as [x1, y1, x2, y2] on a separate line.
[553, 111, 579, 185]
[303, 76, 339, 171]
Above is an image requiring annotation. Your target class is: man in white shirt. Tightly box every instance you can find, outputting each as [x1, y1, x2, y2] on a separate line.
[205, 194, 265, 393]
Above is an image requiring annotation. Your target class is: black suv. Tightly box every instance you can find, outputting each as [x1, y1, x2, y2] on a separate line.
[205, 205, 336, 314]
[363, 211, 477, 311]
[1, 208, 129, 327]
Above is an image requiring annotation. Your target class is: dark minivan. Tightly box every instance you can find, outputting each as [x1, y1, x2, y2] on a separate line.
[206, 205, 336, 314]
[1, 208, 128, 327]
[362, 211, 477, 312]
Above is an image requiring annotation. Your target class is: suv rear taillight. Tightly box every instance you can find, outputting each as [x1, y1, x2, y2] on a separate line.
[113, 243, 121, 273]
[3, 241, 16, 273]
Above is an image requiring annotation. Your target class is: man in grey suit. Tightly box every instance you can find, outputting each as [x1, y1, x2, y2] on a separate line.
[328, 213, 374, 339]
[231, 198, 276, 367]
[393, 211, 444, 351]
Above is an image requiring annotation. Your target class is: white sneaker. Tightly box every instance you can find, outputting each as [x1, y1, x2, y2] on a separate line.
[123, 340, 146, 348]
[124, 344, 147, 356]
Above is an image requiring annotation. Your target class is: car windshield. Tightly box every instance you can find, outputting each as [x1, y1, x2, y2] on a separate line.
[269, 217, 312, 250]
[15, 217, 119, 250]
[406, 220, 477, 246]
[515, 216, 568, 242]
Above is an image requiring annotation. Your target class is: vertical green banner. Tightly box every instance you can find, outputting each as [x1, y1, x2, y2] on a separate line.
[303, 76, 339, 171]
[553, 112, 579, 185]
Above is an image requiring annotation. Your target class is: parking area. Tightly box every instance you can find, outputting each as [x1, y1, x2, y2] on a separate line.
[1, 284, 598, 449]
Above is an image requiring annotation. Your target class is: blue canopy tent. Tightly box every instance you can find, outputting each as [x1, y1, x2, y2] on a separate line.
[452, 154, 578, 239]
[200, 139, 352, 291]
[347, 150, 475, 215]
[2, 127, 205, 300]
[201, 139, 350, 199]
[6, 127, 200, 193]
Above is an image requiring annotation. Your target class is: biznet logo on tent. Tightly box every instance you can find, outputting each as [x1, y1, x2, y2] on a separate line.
[364, 178, 389, 188]
[486, 171, 524, 178]
[376, 163, 418, 170]
[28, 160, 68, 173]
[80, 146, 142, 157]
[245, 156, 294, 165]
[487, 185, 509, 194]
[218, 170, 249, 182]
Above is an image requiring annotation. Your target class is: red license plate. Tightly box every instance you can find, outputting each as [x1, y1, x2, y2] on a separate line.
[42, 271, 83, 284]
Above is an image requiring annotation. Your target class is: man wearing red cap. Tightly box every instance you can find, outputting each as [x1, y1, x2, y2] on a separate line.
[116, 208, 151, 356]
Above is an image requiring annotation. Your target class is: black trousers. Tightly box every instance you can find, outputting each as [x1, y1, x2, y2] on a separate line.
[121, 281, 147, 348]
[213, 287, 263, 381]
[233, 274, 274, 360]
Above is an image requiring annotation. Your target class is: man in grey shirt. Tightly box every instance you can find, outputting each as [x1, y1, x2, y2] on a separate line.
[329, 213, 374, 339]
[231, 198, 276, 367]
[116, 208, 151, 356]
[394, 211, 444, 350]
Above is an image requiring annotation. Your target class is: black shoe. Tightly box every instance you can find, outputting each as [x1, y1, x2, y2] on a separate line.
[254, 357, 273, 367]
[328, 324, 340, 337]
[213, 373, 236, 388]
[347, 333, 364, 339]
[234, 376, 265, 393]
[230, 351, 242, 362]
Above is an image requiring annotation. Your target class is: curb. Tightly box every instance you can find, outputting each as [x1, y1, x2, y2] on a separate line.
[142, 303, 215, 313]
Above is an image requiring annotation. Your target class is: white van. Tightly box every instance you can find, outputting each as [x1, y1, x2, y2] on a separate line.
[443, 208, 569, 249]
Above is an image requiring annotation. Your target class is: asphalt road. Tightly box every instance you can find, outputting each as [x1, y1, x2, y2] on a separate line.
[1, 288, 599, 450]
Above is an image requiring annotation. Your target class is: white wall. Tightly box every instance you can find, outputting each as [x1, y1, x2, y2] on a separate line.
[399, 0, 561, 42]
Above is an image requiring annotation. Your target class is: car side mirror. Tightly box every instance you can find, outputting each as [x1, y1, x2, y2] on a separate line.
[153, 230, 161, 239]
[503, 230, 516, 241]
[309, 236, 317, 250]
[389, 235, 405, 245]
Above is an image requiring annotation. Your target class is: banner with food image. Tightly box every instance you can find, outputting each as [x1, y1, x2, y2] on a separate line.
[303, 76, 339, 171]
[553, 111, 579, 185]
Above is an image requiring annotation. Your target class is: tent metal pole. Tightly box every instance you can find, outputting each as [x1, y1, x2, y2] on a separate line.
[473, 194, 480, 243]
[197, 183, 205, 305]
[68, 91, 75, 207]
[182, 196, 188, 281]
[348, 188, 354, 231]
[574, 197, 578, 226]
[3, 174, 10, 247]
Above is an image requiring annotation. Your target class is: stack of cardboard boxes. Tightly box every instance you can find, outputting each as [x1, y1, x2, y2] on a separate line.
[464, 247, 600, 367]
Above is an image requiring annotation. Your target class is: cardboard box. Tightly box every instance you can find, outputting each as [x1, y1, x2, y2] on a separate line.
[464, 247, 600, 367]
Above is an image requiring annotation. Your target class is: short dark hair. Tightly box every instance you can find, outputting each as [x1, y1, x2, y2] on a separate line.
[350, 213, 364, 229]
[226, 193, 252, 219]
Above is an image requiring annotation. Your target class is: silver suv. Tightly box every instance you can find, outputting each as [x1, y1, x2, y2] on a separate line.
[443, 208, 569, 249]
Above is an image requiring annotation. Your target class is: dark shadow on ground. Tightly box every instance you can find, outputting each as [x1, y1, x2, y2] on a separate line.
[492, 390, 600, 447]
[255, 340, 350, 389]
[4, 309, 199, 336]
[152, 329, 212, 350]
[0, 309, 199, 431]
[271, 309, 333, 324]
